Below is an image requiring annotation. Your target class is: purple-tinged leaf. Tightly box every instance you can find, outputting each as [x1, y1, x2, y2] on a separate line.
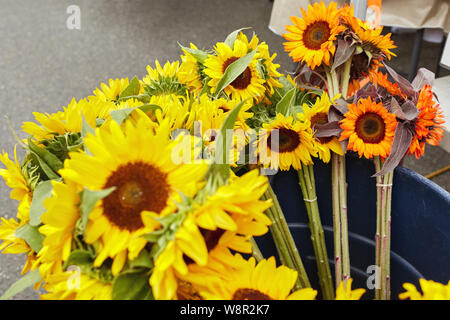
[331, 39, 356, 72]
[353, 84, 379, 103]
[389, 98, 419, 121]
[331, 98, 349, 115]
[314, 121, 343, 138]
[411, 67, 434, 91]
[373, 122, 413, 177]
[384, 64, 416, 98]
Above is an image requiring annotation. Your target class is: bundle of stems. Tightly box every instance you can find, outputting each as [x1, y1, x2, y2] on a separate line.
[297, 165, 334, 299]
[262, 185, 311, 290]
[374, 156, 393, 300]
[324, 60, 352, 287]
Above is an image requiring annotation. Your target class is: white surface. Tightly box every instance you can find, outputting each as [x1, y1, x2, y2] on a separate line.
[433, 75, 450, 153]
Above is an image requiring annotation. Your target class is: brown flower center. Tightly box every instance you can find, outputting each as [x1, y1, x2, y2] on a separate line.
[355, 112, 386, 143]
[102, 162, 170, 231]
[222, 57, 252, 90]
[232, 288, 272, 300]
[268, 128, 300, 153]
[303, 21, 331, 50]
[310, 112, 333, 144]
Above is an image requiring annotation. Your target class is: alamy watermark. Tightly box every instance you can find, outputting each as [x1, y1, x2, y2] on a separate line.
[66, 5, 81, 30]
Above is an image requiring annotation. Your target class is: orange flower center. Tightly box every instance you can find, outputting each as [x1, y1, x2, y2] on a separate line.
[222, 57, 252, 89]
[310, 112, 333, 144]
[232, 288, 272, 300]
[268, 128, 300, 153]
[303, 21, 331, 50]
[102, 162, 169, 231]
[355, 112, 386, 143]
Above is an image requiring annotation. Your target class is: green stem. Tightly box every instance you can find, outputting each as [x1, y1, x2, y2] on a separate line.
[330, 70, 340, 98]
[331, 154, 342, 288]
[374, 157, 383, 300]
[338, 155, 350, 282]
[264, 187, 311, 289]
[340, 57, 353, 99]
[325, 71, 336, 97]
[298, 166, 334, 299]
[250, 237, 264, 263]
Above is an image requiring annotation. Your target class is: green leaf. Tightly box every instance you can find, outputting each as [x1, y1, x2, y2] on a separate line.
[179, 44, 209, 64]
[29, 180, 53, 226]
[224, 27, 251, 48]
[0, 270, 42, 300]
[77, 187, 115, 234]
[129, 250, 153, 269]
[110, 104, 162, 126]
[214, 49, 257, 97]
[213, 100, 246, 179]
[118, 76, 140, 99]
[276, 87, 296, 116]
[15, 223, 44, 253]
[112, 273, 153, 300]
[63, 250, 94, 269]
[117, 94, 150, 103]
[28, 137, 63, 179]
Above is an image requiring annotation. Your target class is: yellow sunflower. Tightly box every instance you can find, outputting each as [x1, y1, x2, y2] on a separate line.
[204, 40, 266, 101]
[90, 78, 134, 103]
[59, 118, 208, 275]
[149, 214, 208, 300]
[198, 255, 317, 300]
[142, 60, 187, 97]
[335, 279, 366, 300]
[188, 170, 272, 268]
[236, 32, 282, 97]
[37, 180, 81, 279]
[22, 98, 97, 141]
[260, 113, 318, 171]
[399, 279, 450, 300]
[179, 43, 204, 94]
[40, 271, 112, 300]
[300, 93, 343, 163]
[340, 97, 397, 159]
[283, 1, 345, 69]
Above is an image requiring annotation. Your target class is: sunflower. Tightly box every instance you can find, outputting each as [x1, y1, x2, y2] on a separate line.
[283, 1, 345, 69]
[22, 98, 97, 141]
[204, 40, 266, 101]
[198, 255, 317, 300]
[408, 85, 445, 159]
[149, 214, 208, 300]
[0, 147, 35, 272]
[236, 32, 282, 97]
[371, 71, 406, 99]
[300, 93, 343, 163]
[260, 113, 317, 171]
[399, 279, 450, 300]
[149, 170, 272, 300]
[178, 43, 204, 94]
[59, 118, 208, 275]
[335, 279, 366, 300]
[40, 271, 112, 300]
[188, 170, 272, 268]
[90, 78, 133, 103]
[37, 180, 81, 279]
[142, 60, 187, 97]
[340, 97, 397, 159]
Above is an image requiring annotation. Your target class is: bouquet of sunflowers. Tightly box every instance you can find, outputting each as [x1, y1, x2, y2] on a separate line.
[0, 1, 448, 301]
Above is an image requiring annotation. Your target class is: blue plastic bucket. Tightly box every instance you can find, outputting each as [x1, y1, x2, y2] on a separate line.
[256, 153, 450, 299]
